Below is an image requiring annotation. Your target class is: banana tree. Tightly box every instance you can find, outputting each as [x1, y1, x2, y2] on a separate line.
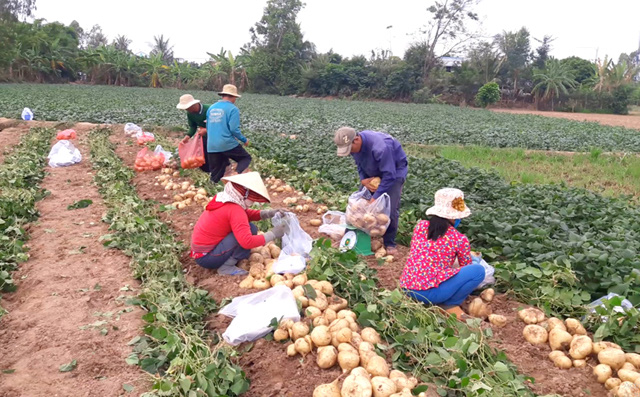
[142, 52, 169, 88]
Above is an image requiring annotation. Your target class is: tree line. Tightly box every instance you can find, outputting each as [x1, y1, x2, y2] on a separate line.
[1, 0, 639, 114]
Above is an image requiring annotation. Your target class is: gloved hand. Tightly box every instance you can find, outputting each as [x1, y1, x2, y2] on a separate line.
[260, 209, 283, 219]
[264, 223, 287, 242]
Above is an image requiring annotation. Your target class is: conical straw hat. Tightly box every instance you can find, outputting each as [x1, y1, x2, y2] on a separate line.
[221, 172, 270, 202]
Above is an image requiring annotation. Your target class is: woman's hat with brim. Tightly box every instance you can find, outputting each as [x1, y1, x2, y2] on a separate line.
[425, 188, 471, 220]
[218, 84, 241, 98]
[221, 172, 270, 203]
[176, 94, 200, 110]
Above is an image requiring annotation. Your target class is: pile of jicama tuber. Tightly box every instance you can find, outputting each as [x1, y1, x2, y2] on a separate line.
[155, 168, 212, 209]
[519, 308, 640, 396]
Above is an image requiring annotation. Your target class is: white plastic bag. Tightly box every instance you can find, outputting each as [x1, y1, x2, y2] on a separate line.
[471, 253, 495, 289]
[272, 212, 313, 274]
[124, 122, 142, 136]
[21, 107, 33, 121]
[319, 211, 347, 240]
[47, 140, 82, 167]
[220, 285, 300, 345]
[153, 145, 173, 164]
[345, 187, 391, 237]
[587, 293, 633, 322]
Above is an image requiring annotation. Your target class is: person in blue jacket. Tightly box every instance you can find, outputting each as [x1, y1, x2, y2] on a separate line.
[206, 84, 252, 183]
[334, 127, 408, 254]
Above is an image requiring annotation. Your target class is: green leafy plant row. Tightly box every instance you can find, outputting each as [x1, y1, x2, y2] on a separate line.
[307, 239, 549, 397]
[0, 127, 54, 317]
[88, 128, 249, 397]
[2, 84, 640, 152]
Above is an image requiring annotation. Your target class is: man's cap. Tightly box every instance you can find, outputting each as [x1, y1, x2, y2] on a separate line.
[334, 127, 357, 156]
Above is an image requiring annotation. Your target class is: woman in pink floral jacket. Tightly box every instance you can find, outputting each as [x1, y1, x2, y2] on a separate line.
[400, 188, 485, 317]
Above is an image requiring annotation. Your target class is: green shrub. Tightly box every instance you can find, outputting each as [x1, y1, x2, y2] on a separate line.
[610, 84, 634, 115]
[475, 82, 501, 108]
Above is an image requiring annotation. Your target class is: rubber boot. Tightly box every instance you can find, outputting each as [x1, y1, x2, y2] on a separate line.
[217, 257, 248, 276]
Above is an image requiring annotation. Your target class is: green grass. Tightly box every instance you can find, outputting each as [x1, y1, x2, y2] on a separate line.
[406, 144, 640, 200]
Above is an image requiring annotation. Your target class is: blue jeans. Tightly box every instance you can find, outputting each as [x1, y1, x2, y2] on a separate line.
[405, 265, 485, 306]
[195, 223, 258, 269]
[383, 178, 404, 248]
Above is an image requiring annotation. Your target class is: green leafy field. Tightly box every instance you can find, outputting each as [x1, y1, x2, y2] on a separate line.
[1, 84, 640, 152]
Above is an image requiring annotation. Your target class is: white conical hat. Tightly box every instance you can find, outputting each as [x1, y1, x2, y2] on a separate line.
[221, 172, 271, 202]
[425, 188, 471, 219]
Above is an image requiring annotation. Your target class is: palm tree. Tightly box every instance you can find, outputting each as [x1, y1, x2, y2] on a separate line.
[532, 59, 577, 111]
[113, 35, 132, 53]
[150, 35, 173, 64]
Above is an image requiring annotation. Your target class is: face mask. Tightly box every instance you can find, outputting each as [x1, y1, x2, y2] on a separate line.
[454, 219, 461, 228]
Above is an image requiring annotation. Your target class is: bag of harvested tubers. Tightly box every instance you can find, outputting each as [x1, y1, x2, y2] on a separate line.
[345, 187, 391, 237]
[272, 212, 313, 274]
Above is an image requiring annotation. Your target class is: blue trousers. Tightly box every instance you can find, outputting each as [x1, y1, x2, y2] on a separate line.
[383, 178, 404, 248]
[405, 265, 485, 306]
[195, 223, 258, 269]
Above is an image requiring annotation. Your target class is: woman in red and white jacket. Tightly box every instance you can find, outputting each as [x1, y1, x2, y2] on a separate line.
[190, 172, 285, 275]
[400, 188, 485, 318]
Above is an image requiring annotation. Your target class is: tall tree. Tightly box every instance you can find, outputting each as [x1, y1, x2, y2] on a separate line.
[420, 0, 480, 82]
[150, 34, 173, 63]
[242, 0, 315, 94]
[532, 58, 576, 110]
[533, 35, 554, 69]
[495, 27, 531, 96]
[86, 24, 108, 49]
[0, 0, 36, 21]
[113, 35, 131, 53]
[466, 40, 503, 84]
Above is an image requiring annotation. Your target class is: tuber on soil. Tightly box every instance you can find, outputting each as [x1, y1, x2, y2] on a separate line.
[480, 288, 495, 303]
[313, 378, 342, 397]
[252, 278, 269, 290]
[565, 318, 587, 335]
[311, 326, 332, 347]
[518, 308, 545, 324]
[239, 275, 254, 289]
[370, 376, 397, 397]
[468, 297, 491, 319]
[317, 346, 338, 369]
[594, 364, 613, 383]
[523, 324, 548, 345]
[618, 369, 640, 383]
[569, 335, 593, 359]
[625, 353, 640, 368]
[599, 348, 626, 370]
[336, 328, 353, 344]
[605, 378, 623, 390]
[287, 343, 297, 357]
[338, 350, 361, 373]
[593, 341, 622, 354]
[488, 314, 507, 328]
[366, 355, 390, 377]
[294, 336, 312, 356]
[549, 328, 573, 351]
[361, 328, 382, 345]
[548, 351, 572, 369]
[617, 381, 640, 397]
[310, 219, 322, 226]
[572, 359, 587, 368]
[342, 372, 373, 397]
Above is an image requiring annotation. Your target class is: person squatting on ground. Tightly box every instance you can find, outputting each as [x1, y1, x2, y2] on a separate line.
[399, 188, 485, 319]
[189, 172, 284, 275]
[206, 84, 252, 183]
[334, 126, 408, 255]
[176, 94, 210, 172]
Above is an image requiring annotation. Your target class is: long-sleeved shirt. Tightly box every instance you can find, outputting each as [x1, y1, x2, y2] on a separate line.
[206, 100, 248, 153]
[351, 130, 408, 199]
[190, 198, 265, 257]
[399, 221, 472, 290]
[186, 103, 210, 137]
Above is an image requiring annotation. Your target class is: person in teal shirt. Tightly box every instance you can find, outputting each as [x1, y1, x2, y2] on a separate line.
[176, 94, 210, 172]
[206, 84, 252, 183]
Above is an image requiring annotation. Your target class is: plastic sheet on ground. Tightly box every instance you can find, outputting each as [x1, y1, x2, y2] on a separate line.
[219, 285, 300, 345]
[472, 253, 495, 289]
[587, 293, 633, 322]
[124, 122, 142, 136]
[47, 140, 82, 167]
[271, 212, 313, 275]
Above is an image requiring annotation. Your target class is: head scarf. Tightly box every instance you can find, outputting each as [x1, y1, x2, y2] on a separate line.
[215, 182, 248, 209]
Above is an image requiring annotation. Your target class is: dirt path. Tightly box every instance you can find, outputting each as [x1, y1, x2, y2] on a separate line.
[0, 123, 146, 397]
[491, 108, 640, 130]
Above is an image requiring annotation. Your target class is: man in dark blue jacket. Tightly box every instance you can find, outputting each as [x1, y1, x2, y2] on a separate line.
[334, 127, 408, 253]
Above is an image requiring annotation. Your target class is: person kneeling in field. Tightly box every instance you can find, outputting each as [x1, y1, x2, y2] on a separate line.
[399, 188, 485, 319]
[190, 172, 285, 275]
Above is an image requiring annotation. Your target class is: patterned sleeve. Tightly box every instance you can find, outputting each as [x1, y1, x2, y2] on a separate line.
[457, 234, 473, 267]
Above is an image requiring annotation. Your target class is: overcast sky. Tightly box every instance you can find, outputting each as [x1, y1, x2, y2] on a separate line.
[33, 0, 640, 63]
